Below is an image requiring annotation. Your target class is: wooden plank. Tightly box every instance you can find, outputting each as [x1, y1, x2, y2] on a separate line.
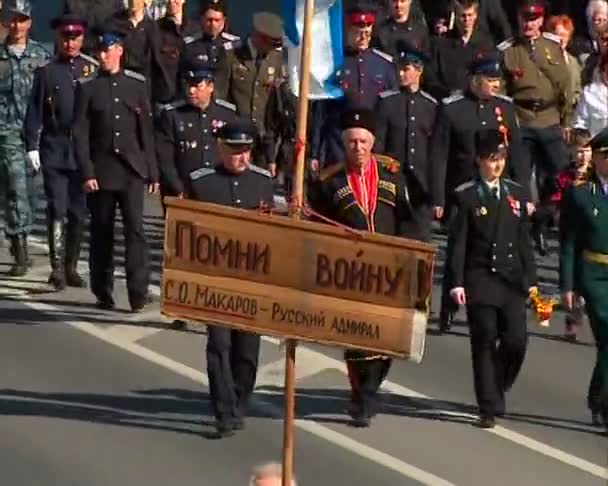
[164, 198, 436, 310]
[161, 269, 427, 360]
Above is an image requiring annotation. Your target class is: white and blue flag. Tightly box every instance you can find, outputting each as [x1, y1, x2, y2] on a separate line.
[282, 0, 344, 100]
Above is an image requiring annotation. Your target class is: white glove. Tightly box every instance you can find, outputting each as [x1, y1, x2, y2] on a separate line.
[26, 150, 41, 172]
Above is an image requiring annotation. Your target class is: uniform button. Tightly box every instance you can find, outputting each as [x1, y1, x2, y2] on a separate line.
[508, 254, 513, 258]
[493, 243, 497, 247]
[410, 100, 414, 104]
[114, 98, 119, 102]
[236, 199, 241, 204]
[114, 148, 120, 153]
[481, 121, 487, 126]
[202, 113, 207, 118]
[204, 145, 209, 149]
[112, 82, 118, 87]
[255, 81, 260, 86]
[204, 161, 210, 166]
[410, 116, 415, 121]
[115, 115, 120, 119]
[203, 129, 208, 133]
[480, 104, 484, 109]
[358, 57, 363, 63]
[252, 118, 257, 123]
[508, 243, 513, 247]
[234, 181, 239, 186]
[492, 255, 497, 260]
[409, 164, 414, 169]
[360, 90, 364, 94]
[115, 131, 120, 136]
[491, 268, 496, 272]
[410, 148, 415, 153]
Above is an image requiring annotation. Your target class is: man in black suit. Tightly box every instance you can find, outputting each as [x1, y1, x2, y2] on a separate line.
[73, 31, 159, 312]
[445, 129, 537, 428]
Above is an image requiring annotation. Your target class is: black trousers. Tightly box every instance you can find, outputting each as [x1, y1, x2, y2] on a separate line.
[467, 292, 528, 416]
[87, 178, 149, 305]
[346, 357, 392, 418]
[42, 167, 86, 223]
[206, 326, 261, 422]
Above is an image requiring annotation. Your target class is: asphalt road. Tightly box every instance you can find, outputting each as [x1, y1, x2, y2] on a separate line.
[0, 192, 606, 485]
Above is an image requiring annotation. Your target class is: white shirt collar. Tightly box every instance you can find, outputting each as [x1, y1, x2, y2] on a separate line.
[483, 178, 500, 198]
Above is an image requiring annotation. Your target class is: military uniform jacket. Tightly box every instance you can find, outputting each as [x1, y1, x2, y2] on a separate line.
[184, 31, 241, 101]
[155, 98, 238, 196]
[560, 176, 608, 294]
[372, 16, 430, 58]
[188, 164, 274, 210]
[308, 156, 417, 238]
[429, 91, 526, 208]
[375, 87, 438, 197]
[226, 39, 284, 135]
[72, 70, 159, 190]
[500, 33, 573, 128]
[446, 178, 537, 306]
[0, 39, 51, 134]
[24, 53, 99, 170]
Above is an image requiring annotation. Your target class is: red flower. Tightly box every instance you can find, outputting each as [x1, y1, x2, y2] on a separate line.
[511, 68, 524, 79]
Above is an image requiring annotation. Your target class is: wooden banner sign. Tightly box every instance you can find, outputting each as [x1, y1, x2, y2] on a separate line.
[161, 198, 437, 360]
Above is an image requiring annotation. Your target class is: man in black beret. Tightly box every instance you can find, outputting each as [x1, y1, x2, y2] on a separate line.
[308, 108, 426, 428]
[184, 119, 274, 438]
[445, 128, 537, 429]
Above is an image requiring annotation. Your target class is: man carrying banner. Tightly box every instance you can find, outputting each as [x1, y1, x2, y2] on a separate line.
[187, 120, 274, 437]
[308, 108, 424, 427]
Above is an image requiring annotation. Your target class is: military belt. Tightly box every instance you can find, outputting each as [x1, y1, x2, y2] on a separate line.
[583, 250, 608, 265]
[514, 99, 556, 112]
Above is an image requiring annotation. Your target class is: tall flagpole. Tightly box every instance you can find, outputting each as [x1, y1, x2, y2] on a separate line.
[283, 0, 315, 483]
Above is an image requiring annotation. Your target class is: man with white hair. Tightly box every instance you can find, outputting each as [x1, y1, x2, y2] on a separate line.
[308, 108, 425, 427]
[249, 462, 297, 486]
[570, 0, 608, 63]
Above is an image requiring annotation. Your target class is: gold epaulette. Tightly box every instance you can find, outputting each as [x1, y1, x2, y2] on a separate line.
[374, 154, 400, 174]
[319, 162, 344, 182]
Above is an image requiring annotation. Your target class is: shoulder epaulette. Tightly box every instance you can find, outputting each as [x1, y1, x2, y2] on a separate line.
[503, 178, 522, 188]
[375, 154, 400, 173]
[455, 180, 476, 192]
[221, 32, 240, 42]
[319, 162, 345, 182]
[497, 37, 514, 51]
[420, 90, 438, 104]
[184, 33, 202, 45]
[79, 52, 100, 66]
[442, 93, 464, 105]
[190, 167, 216, 181]
[77, 76, 95, 84]
[160, 99, 187, 112]
[215, 98, 236, 111]
[371, 48, 393, 63]
[124, 69, 146, 82]
[542, 32, 561, 44]
[249, 164, 272, 178]
[379, 89, 399, 99]
[493, 93, 513, 103]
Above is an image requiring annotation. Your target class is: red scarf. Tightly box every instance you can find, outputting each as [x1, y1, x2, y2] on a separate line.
[347, 157, 379, 232]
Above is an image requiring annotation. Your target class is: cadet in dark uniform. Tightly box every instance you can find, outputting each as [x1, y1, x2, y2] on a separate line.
[375, 42, 438, 241]
[72, 31, 159, 312]
[63, 0, 124, 55]
[225, 12, 284, 171]
[372, 0, 430, 57]
[155, 57, 238, 198]
[310, 3, 397, 168]
[446, 129, 537, 429]
[155, 0, 200, 103]
[183, 0, 240, 102]
[24, 14, 98, 290]
[430, 52, 526, 332]
[188, 120, 274, 437]
[309, 108, 424, 428]
[560, 127, 608, 430]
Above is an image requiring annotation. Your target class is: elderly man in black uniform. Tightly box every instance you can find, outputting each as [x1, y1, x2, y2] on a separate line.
[375, 42, 438, 241]
[188, 120, 273, 438]
[183, 0, 240, 102]
[73, 31, 159, 312]
[156, 57, 238, 199]
[24, 14, 98, 291]
[445, 129, 537, 429]
[309, 108, 424, 428]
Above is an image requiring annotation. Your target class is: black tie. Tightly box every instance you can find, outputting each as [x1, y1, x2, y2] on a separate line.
[491, 187, 499, 200]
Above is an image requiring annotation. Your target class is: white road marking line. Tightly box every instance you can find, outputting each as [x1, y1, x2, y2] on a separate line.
[104, 324, 165, 343]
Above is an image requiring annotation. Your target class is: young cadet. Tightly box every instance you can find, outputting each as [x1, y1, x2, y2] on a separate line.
[446, 128, 537, 429]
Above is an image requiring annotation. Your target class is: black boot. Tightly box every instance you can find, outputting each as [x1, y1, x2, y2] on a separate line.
[64, 220, 86, 288]
[8, 234, 28, 277]
[48, 221, 67, 290]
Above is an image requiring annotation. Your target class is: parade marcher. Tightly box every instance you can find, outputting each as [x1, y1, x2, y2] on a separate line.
[0, 0, 51, 276]
[428, 0, 495, 100]
[156, 57, 238, 199]
[155, 0, 201, 103]
[225, 11, 284, 172]
[310, 3, 397, 169]
[499, 0, 573, 214]
[372, 0, 430, 57]
[24, 14, 97, 290]
[430, 52, 526, 332]
[183, 0, 240, 102]
[560, 126, 608, 430]
[187, 120, 274, 437]
[72, 30, 159, 312]
[375, 41, 437, 241]
[446, 129, 537, 429]
[308, 108, 424, 428]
